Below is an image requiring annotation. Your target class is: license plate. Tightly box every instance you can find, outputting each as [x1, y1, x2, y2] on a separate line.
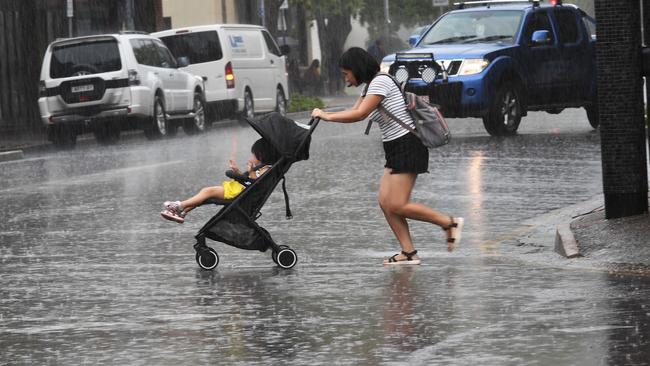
[71, 84, 94, 93]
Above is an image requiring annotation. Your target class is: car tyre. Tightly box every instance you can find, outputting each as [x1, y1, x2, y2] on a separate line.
[242, 89, 254, 119]
[275, 87, 287, 116]
[585, 104, 599, 129]
[182, 92, 208, 135]
[49, 125, 77, 149]
[482, 82, 523, 136]
[144, 95, 172, 140]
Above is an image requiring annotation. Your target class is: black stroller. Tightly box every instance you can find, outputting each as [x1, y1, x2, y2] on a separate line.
[193, 113, 320, 270]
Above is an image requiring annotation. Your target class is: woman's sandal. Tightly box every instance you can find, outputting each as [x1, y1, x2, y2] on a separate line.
[383, 250, 421, 265]
[445, 216, 464, 252]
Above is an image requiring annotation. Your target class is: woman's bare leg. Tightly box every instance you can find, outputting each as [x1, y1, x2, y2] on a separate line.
[181, 186, 225, 213]
[378, 169, 455, 260]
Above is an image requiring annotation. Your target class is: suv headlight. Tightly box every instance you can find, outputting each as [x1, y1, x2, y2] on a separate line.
[380, 61, 392, 74]
[458, 59, 489, 75]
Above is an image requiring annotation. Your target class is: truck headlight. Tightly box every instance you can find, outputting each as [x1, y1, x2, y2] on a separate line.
[380, 61, 392, 74]
[458, 59, 489, 75]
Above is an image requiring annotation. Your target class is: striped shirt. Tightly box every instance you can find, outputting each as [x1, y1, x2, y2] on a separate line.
[363, 74, 415, 142]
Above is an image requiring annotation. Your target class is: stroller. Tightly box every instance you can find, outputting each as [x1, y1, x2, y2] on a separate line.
[193, 112, 320, 270]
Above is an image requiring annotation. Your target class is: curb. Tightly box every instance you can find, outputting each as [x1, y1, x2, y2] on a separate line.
[554, 223, 581, 258]
[0, 150, 24, 162]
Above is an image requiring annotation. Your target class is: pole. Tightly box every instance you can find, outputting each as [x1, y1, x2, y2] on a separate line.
[384, 0, 391, 24]
[125, 0, 135, 30]
[66, 0, 73, 37]
[260, 0, 266, 27]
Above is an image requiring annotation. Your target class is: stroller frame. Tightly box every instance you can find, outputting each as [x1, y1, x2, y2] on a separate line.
[193, 116, 320, 270]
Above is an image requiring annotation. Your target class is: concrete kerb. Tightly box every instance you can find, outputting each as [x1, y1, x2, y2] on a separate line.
[0, 150, 24, 162]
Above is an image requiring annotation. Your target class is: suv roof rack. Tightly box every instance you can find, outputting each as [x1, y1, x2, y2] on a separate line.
[453, 0, 540, 9]
[119, 30, 148, 35]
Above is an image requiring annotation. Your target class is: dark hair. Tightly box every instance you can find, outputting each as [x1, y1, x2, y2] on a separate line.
[251, 138, 280, 165]
[338, 47, 380, 85]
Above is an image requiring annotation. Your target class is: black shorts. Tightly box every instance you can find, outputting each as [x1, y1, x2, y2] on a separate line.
[383, 132, 429, 174]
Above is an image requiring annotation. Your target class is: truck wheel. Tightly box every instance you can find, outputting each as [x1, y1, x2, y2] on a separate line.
[49, 126, 77, 149]
[144, 95, 172, 140]
[93, 121, 121, 145]
[182, 92, 207, 135]
[242, 89, 254, 119]
[275, 87, 287, 116]
[585, 104, 599, 129]
[482, 82, 522, 136]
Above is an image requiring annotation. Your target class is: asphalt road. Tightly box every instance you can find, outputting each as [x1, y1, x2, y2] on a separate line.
[2, 108, 649, 365]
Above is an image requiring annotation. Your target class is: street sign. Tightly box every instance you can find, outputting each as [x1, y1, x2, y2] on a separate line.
[432, 0, 449, 6]
[280, 0, 289, 9]
[67, 0, 74, 17]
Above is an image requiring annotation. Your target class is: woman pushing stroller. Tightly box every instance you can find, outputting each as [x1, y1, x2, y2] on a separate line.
[311, 47, 464, 265]
[161, 138, 279, 224]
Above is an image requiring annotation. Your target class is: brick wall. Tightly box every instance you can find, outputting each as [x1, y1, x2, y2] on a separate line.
[595, 0, 648, 218]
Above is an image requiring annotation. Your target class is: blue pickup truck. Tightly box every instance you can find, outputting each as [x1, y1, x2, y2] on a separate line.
[380, 0, 597, 136]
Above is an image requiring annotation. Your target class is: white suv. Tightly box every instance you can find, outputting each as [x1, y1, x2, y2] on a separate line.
[38, 32, 206, 148]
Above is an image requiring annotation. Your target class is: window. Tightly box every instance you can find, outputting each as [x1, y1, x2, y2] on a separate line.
[523, 10, 554, 45]
[419, 11, 523, 45]
[50, 39, 122, 78]
[154, 40, 177, 68]
[159, 31, 223, 65]
[131, 39, 163, 67]
[582, 15, 596, 40]
[554, 9, 580, 44]
[262, 30, 281, 56]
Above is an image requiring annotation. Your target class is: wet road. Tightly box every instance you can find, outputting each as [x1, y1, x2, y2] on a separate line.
[2, 109, 650, 365]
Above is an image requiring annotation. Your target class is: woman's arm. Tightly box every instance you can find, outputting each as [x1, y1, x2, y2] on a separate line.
[312, 94, 383, 123]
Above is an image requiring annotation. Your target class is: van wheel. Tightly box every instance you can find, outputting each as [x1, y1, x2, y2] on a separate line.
[482, 82, 522, 136]
[276, 88, 287, 116]
[93, 122, 121, 145]
[49, 126, 77, 149]
[183, 92, 207, 135]
[144, 95, 171, 140]
[242, 89, 254, 119]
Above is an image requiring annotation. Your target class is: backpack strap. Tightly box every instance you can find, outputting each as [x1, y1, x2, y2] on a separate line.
[281, 176, 292, 219]
[363, 73, 409, 135]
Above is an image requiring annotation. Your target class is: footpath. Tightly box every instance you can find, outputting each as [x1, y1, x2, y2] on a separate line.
[3, 93, 649, 276]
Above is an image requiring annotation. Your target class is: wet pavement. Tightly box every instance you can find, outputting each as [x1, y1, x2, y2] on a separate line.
[2, 109, 650, 365]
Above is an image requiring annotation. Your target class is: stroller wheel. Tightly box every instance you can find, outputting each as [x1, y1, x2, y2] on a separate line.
[271, 245, 289, 264]
[196, 247, 219, 270]
[276, 247, 297, 269]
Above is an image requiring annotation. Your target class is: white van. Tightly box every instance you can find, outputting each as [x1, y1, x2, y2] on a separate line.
[152, 24, 289, 119]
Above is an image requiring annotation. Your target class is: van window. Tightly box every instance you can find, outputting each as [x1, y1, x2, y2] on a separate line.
[50, 39, 122, 78]
[159, 31, 223, 64]
[262, 30, 281, 56]
[225, 29, 264, 59]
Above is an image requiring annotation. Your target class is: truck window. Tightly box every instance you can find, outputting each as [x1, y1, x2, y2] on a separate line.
[262, 30, 281, 56]
[159, 31, 223, 64]
[554, 9, 580, 44]
[523, 11, 554, 45]
[582, 15, 596, 40]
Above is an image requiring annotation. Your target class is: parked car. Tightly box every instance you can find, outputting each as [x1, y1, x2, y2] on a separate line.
[38, 32, 206, 148]
[381, 1, 597, 136]
[152, 24, 289, 120]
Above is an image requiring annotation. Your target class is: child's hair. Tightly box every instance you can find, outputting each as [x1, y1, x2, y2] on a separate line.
[338, 47, 380, 85]
[251, 138, 280, 165]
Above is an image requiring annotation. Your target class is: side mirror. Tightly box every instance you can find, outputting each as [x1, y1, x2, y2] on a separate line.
[279, 45, 290, 56]
[531, 30, 552, 46]
[176, 56, 189, 68]
[408, 35, 420, 47]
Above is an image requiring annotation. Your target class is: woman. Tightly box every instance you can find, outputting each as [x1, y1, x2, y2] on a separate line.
[311, 47, 463, 265]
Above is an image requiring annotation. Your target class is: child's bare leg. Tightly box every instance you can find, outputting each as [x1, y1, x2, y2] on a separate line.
[181, 186, 225, 213]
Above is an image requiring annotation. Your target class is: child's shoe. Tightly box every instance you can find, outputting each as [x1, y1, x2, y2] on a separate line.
[161, 201, 185, 223]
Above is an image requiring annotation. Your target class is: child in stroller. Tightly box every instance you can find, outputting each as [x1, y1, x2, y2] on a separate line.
[160, 138, 280, 224]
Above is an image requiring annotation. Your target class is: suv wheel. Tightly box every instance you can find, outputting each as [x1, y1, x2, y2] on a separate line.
[144, 96, 172, 140]
[182, 92, 207, 135]
[585, 104, 599, 129]
[93, 121, 121, 145]
[483, 82, 522, 136]
[242, 89, 254, 119]
[49, 125, 77, 149]
[275, 88, 287, 116]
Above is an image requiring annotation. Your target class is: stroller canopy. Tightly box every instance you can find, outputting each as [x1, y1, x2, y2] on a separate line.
[246, 112, 311, 161]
